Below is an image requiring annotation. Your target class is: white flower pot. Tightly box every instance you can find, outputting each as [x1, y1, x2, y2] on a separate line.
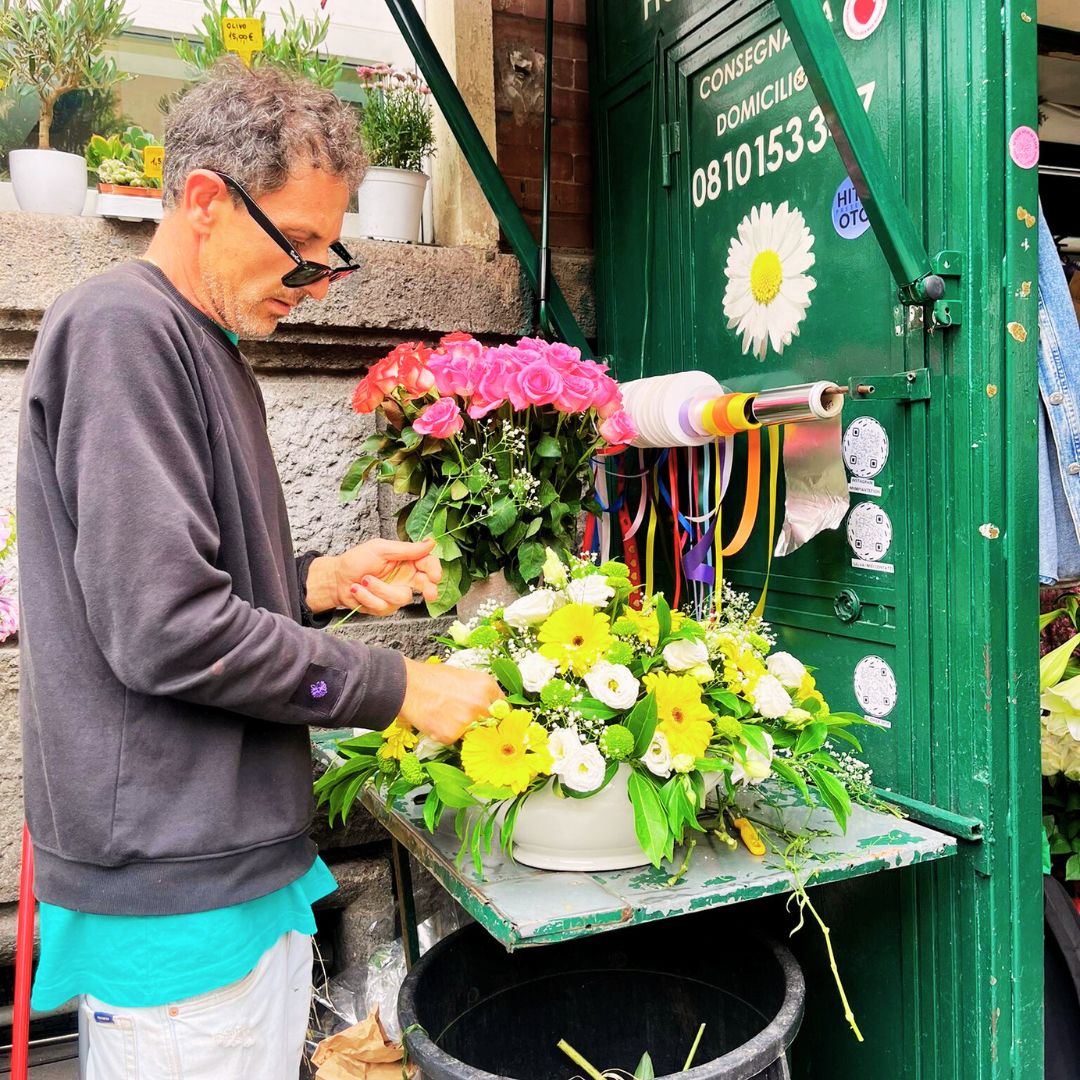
[355, 166, 428, 243]
[9, 149, 88, 216]
[512, 764, 652, 872]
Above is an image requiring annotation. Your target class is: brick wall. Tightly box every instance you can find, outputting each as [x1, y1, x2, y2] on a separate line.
[491, 0, 592, 251]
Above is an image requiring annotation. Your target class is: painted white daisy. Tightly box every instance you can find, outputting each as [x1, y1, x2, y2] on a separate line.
[722, 201, 817, 360]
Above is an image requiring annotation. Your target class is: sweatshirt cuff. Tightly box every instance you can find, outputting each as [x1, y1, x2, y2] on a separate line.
[352, 646, 408, 730]
[296, 550, 334, 629]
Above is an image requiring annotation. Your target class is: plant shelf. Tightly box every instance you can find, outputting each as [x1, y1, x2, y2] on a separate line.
[353, 774, 957, 951]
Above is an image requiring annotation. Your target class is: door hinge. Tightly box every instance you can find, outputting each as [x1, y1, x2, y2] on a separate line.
[660, 121, 680, 188]
[848, 369, 931, 402]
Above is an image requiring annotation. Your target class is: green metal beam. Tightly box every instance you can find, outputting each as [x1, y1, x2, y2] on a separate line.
[773, 0, 944, 304]
[382, 0, 593, 355]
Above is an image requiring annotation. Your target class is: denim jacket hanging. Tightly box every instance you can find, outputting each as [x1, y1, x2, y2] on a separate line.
[1038, 207, 1080, 586]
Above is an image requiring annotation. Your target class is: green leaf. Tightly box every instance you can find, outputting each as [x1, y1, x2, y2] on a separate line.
[627, 691, 658, 757]
[740, 724, 770, 757]
[491, 657, 525, 697]
[1041, 608, 1068, 631]
[826, 727, 864, 753]
[576, 697, 618, 720]
[634, 1052, 656, 1080]
[400, 426, 423, 450]
[538, 479, 558, 508]
[486, 497, 518, 537]
[794, 723, 828, 757]
[1041, 633, 1080, 690]
[556, 761, 619, 799]
[655, 594, 671, 646]
[503, 521, 528, 550]
[536, 434, 562, 458]
[771, 758, 810, 802]
[1067, 853, 1080, 881]
[405, 484, 443, 541]
[627, 769, 670, 868]
[468, 784, 517, 801]
[433, 531, 462, 562]
[340, 456, 377, 500]
[466, 470, 489, 494]
[423, 792, 442, 833]
[807, 766, 852, 832]
[333, 732, 385, 752]
[450, 480, 469, 501]
[426, 763, 479, 809]
[524, 517, 543, 538]
[427, 558, 464, 618]
[517, 541, 547, 581]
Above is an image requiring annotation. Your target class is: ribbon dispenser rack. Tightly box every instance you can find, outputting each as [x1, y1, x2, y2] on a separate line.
[584, 373, 850, 618]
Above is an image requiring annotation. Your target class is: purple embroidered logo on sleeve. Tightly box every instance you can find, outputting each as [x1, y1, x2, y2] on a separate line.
[289, 663, 346, 716]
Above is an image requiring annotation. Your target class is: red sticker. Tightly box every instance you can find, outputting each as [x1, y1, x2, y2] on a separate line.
[844, 0, 887, 40]
[1009, 126, 1039, 170]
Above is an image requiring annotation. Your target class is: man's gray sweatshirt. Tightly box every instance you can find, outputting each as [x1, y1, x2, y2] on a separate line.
[17, 261, 406, 915]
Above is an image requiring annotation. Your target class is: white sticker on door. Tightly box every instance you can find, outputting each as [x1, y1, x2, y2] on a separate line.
[847, 501, 893, 562]
[854, 655, 897, 719]
[843, 417, 889, 479]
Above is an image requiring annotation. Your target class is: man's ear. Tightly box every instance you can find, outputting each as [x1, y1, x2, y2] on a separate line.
[183, 170, 231, 238]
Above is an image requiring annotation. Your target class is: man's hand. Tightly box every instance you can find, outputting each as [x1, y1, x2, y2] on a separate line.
[306, 539, 442, 616]
[398, 657, 504, 744]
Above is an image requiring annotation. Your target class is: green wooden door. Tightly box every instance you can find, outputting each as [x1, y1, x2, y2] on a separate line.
[589, 1, 1042, 1075]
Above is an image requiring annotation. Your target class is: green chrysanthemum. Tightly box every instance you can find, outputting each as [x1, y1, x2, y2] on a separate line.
[599, 561, 631, 579]
[606, 640, 635, 666]
[713, 715, 743, 740]
[599, 724, 635, 761]
[467, 625, 502, 648]
[611, 617, 637, 638]
[376, 749, 399, 775]
[399, 752, 425, 785]
[540, 679, 578, 708]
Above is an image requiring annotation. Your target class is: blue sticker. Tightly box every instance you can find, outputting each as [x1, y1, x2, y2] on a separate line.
[93, 1012, 115, 1024]
[832, 177, 870, 239]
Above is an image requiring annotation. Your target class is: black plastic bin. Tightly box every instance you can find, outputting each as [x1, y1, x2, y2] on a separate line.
[398, 918, 805, 1080]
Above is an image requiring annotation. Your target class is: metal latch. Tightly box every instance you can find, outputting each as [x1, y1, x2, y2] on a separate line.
[660, 121, 680, 188]
[848, 369, 931, 402]
[928, 251, 962, 328]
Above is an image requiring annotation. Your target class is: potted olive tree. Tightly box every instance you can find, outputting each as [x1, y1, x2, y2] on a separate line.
[0, 0, 132, 215]
[355, 65, 436, 243]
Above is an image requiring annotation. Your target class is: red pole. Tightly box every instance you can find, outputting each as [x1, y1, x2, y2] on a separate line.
[11, 822, 34, 1080]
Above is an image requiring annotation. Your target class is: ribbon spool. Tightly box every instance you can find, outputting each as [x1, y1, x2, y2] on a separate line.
[750, 381, 845, 426]
[621, 371, 724, 448]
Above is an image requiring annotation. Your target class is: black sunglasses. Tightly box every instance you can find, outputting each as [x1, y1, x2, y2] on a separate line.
[211, 170, 360, 289]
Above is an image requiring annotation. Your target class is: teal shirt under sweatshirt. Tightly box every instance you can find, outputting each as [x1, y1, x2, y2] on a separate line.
[32, 857, 337, 1011]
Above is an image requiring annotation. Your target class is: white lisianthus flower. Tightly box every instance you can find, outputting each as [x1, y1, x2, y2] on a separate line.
[583, 661, 640, 710]
[542, 547, 569, 588]
[504, 589, 565, 629]
[1042, 729, 1066, 777]
[662, 637, 709, 672]
[448, 620, 471, 645]
[566, 575, 615, 607]
[561, 743, 607, 792]
[752, 674, 792, 719]
[518, 651, 559, 693]
[689, 663, 715, 683]
[730, 733, 775, 786]
[672, 753, 696, 774]
[548, 727, 583, 774]
[642, 730, 673, 778]
[444, 648, 490, 671]
[415, 736, 446, 762]
[766, 651, 807, 689]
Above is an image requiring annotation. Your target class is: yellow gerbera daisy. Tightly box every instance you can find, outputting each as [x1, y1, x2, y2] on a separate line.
[461, 709, 551, 793]
[538, 603, 613, 676]
[644, 671, 714, 759]
[381, 718, 419, 761]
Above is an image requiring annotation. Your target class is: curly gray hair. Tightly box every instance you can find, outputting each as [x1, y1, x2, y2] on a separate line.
[162, 57, 367, 209]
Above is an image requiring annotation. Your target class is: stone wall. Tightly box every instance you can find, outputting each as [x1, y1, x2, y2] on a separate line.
[0, 211, 593, 970]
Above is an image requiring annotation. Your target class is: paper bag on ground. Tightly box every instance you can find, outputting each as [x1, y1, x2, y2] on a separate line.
[312, 1008, 416, 1080]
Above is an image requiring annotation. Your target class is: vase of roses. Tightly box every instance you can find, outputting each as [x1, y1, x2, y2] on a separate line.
[343, 334, 637, 616]
[316, 549, 879, 875]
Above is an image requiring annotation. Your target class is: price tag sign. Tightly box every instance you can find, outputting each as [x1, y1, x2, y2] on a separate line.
[142, 146, 164, 180]
[221, 17, 263, 67]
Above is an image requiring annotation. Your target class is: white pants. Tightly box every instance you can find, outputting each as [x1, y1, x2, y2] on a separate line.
[78, 931, 313, 1080]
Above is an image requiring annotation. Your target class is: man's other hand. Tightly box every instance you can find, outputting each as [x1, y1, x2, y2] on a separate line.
[398, 658, 504, 744]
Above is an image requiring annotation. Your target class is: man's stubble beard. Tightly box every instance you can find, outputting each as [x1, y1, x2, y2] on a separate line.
[201, 262, 281, 340]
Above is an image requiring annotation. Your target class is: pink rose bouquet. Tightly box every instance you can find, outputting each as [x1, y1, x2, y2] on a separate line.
[0, 511, 16, 644]
[343, 334, 636, 614]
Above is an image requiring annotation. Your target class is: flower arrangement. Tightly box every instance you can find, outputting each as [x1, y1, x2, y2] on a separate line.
[0, 510, 17, 643]
[316, 550, 876, 872]
[343, 335, 637, 615]
[355, 64, 435, 172]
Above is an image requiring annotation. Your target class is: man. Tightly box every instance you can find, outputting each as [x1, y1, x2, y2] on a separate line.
[16, 59, 501, 1078]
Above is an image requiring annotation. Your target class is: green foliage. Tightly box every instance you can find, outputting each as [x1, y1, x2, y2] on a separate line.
[356, 65, 435, 171]
[0, 0, 133, 149]
[85, 125, 161, 186]
[174, 0, 343, 89]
